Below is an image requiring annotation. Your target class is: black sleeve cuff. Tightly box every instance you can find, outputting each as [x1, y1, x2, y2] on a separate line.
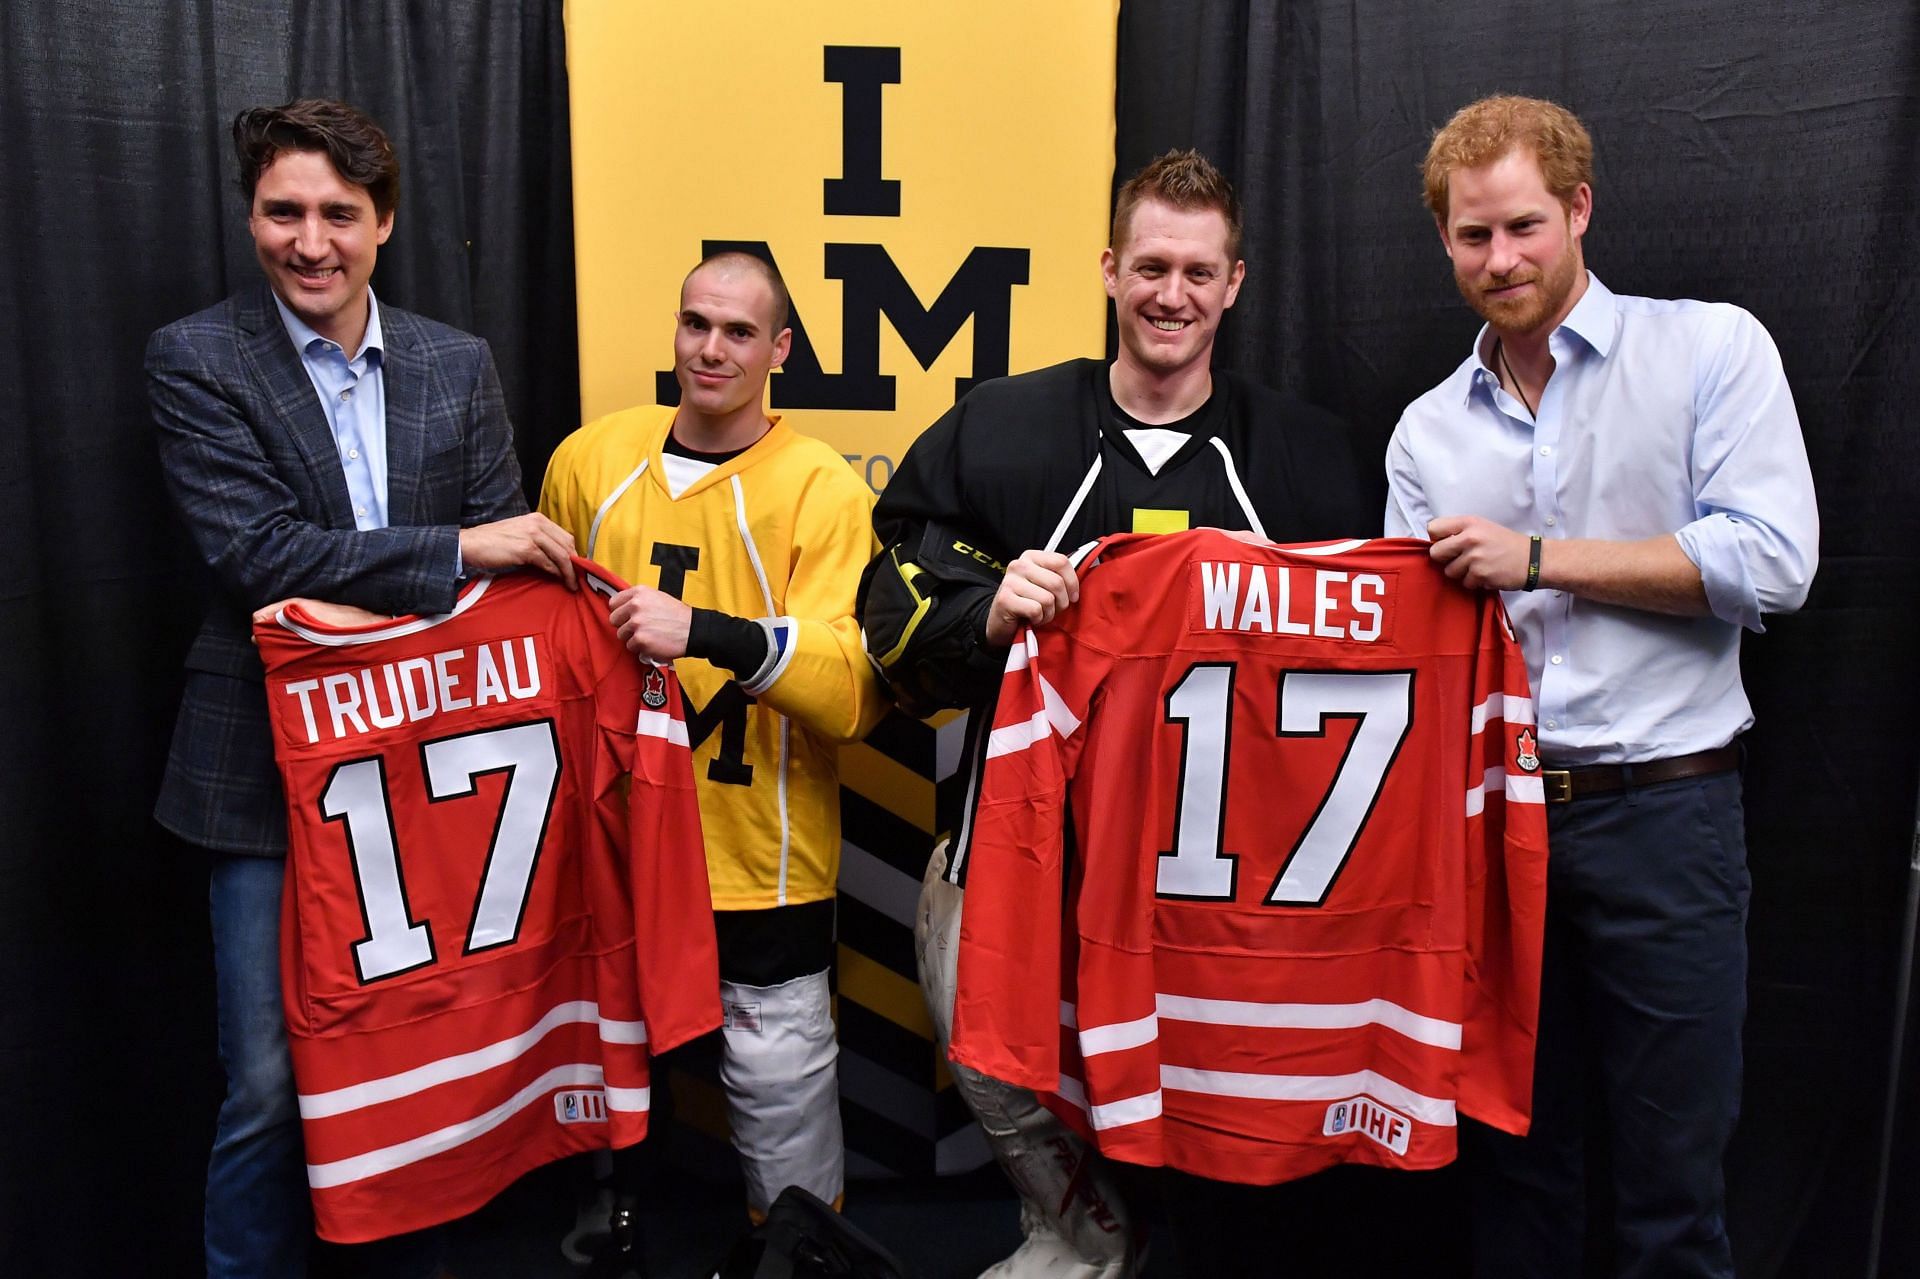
[966, 593, 1004, 657]
[686, 607, 773, 679]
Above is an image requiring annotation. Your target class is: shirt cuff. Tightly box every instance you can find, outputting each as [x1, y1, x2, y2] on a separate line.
[1675, 515, 1764, 633]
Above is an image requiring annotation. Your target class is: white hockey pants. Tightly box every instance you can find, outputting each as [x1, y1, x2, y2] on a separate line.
[720, 968, 844, 1217]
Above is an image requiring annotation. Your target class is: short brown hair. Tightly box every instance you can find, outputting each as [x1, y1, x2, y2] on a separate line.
[1422, 95, 1593, 220]
[1111, 149, 1243, 260]
[685, 250, 792, 332]
[233, 99, 400, 219]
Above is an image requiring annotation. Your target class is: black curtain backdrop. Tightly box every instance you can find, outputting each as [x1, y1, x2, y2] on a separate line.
[5, 1, 1919, 1276]
[0, 2, 575, 1273]
[1116, 3, 1920, 1276]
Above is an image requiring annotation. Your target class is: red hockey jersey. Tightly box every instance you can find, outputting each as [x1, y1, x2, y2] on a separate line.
[950, 530, 1547, 1185]
[256, 558, 719, 1242]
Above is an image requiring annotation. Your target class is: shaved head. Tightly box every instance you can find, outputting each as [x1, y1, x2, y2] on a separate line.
[682, 251, 791, 332]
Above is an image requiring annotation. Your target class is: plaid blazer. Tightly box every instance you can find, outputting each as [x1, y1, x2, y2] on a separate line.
[148, 282, 529, 855]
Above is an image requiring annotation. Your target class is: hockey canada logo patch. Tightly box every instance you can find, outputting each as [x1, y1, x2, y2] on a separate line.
[641, 666, 669, 710]
[1515, 727, 1541, 773]
[1323, 1096, 1412, 1155]
[554, 1089, 609, 1124]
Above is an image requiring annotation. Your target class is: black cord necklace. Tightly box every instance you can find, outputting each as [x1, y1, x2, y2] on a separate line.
[1494, 338, 1537, 419]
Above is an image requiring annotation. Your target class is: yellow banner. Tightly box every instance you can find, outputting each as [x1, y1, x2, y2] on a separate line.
[566, 0, 1118, 487]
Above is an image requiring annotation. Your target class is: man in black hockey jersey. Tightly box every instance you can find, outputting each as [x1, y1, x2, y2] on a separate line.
[858, 149, 1378, 1279]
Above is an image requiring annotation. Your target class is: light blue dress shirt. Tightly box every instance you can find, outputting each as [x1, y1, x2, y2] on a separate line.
[273, 290, 390, 530]
[1385, 273, 1818, 765]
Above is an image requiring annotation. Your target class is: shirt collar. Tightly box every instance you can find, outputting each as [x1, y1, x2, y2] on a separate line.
[271, 287, 385, 363]
[1460, 270, 1616, 404]
[1558, 271, 1617, 358]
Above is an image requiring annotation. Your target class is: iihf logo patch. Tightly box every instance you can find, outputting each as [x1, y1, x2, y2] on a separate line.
[641, 666, 669, 710]
[1515, 727, 1541, 773]
[1323, 1095, 1412, 1154]
[553, 1089, 608, 1124]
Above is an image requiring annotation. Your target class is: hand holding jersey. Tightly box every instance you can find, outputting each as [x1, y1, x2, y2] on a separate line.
[607, 582, 695, 662]
[983, 550, 1080, 647]
[456, 511, 581, 590]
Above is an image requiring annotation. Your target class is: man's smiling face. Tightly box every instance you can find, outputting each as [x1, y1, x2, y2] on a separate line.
[249, 148, 393, 349]
[1104, 197, 1245, 384]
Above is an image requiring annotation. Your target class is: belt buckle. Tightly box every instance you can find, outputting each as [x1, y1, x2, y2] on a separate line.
[1542, 769, 1573, 804]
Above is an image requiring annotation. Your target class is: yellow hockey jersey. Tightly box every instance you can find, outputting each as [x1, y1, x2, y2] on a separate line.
[540, 405, 885, 909]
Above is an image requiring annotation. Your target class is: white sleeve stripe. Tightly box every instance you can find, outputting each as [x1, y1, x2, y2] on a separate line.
[1470, 692, 1536, 733]
[595, 1017, 649, 1046]
[1470, 694, 1500, 734]
[1002, 629, 1039, 673]
[1054, 1075, 1164, 1131]
[1078, 1012, 1159, 1058]
[298, 1000, 638, 1118]
[635, 708, 690, 746]
[1160, 1066, 1457, 1126]
[1037, 671, 1082, 738]
[984, 672, 1084, 760]
[1155, 994, 1462, 1050]
[1089, 1091, 1163, 1130]
[1466, 766, 1496, 817]
[602, 1085, 651, 1111]
[1468, 765, 1548, 815]
[306, 1063, 608, 1188]
[985, 709, 1050, 759]
[1065, 539, 1101, 570]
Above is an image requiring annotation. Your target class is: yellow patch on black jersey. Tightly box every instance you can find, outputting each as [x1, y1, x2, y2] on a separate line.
[1131, 508, 1190, 534]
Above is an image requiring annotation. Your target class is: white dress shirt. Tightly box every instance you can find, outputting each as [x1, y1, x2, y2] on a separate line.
[1385, 273, 1818, 765]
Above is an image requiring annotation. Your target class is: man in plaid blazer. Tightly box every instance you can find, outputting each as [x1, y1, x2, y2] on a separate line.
[148, 98, 577, 1278]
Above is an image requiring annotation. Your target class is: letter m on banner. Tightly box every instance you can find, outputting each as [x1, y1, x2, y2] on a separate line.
[651, 239, 1031, 411]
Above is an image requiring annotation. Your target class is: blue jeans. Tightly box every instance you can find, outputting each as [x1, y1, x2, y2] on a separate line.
[206, 855, 441, 1279]
[206, 854, 310, 1278]
[1468, 770, 1750, 1279]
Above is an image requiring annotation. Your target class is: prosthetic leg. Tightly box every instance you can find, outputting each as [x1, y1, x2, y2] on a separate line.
[917, 840, 1140, 1279]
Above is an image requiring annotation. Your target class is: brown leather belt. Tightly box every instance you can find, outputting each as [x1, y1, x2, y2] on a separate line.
[1539, 745, 1741, 804]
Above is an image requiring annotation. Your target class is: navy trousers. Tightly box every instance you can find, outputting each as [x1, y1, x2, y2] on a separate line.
[1468, 769, 1750, 1279]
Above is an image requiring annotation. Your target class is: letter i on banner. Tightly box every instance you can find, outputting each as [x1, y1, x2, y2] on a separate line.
[566, 0, 1119, 1177]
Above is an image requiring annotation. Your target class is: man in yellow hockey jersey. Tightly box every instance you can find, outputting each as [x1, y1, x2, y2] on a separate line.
[540, 251, 885, 1220]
